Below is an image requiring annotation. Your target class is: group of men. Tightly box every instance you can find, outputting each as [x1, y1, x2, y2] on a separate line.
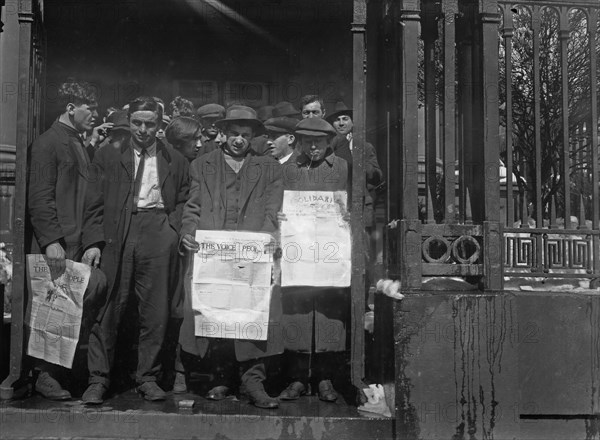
[26, 82, 382, 409]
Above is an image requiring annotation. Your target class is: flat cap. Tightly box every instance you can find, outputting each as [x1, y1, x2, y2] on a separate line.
[106, 110, 129, 132]
[264, 117, 299, 134]
[196, 103, 226, 119]
[295, 117, 337, 137]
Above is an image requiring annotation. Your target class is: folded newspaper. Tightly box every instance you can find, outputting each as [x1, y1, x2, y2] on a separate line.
[26, 254, 90, 368]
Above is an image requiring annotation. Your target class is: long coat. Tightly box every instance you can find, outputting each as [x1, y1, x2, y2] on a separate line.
[83, 138, 189, 316]
[281, 151, 350, 352]
[28, 121, 97, 259]
[179, 148, 284, 362]
[331, 135, 383, 227]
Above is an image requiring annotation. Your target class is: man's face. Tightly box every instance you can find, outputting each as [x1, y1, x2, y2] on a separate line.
[223, 123, 254, 157]
[267, 132, 294, 159]
[302, 102, 325, 119]
[71, 102, 98, 133]
[332, 115, 353, 136]
[179, 132, 203, 161]
[299, 135, 329, 161]
[129, 110, 160, 148]
[201, 117, 220, 138]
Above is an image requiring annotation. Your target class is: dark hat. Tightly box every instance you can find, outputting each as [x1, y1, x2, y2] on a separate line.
[215, 105, 264, 132]
[273, 101, 301, 118]
[325, 101, 353, 124]
[295, 117, 337, 137]
[196, 103, 226, 119]
[106, 110, 129, 132]
[256, 105, 275, 122]
[264, 117, 299, 134]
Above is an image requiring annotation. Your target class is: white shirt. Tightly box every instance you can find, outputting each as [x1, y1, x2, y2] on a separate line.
[347, 132, 353, 151]
[279, 152, 294, 164]
[133, 142, 164, 209]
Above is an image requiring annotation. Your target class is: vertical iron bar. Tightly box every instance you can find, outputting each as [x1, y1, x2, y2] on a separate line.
[588, 9, 599, 278]
[351, 0, 368, 390]
[443, 0, 458, 223]
[503, 6, 514, 227]
[559, 8, 571, 229]
[532, 6, 543, 229]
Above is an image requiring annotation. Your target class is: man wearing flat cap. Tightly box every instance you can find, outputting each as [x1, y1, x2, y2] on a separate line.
[195, 103, 226, 157]
[277, 117, 350, 404]
[178, 105, 284, 409]
[263, 116, 299, 164]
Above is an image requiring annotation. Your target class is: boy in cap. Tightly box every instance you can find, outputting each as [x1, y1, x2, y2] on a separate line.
[178, 105, 284, 409]
[277, 117, 349, 403]
[195, 103, 226, 157]
[263, 116, 299, 163]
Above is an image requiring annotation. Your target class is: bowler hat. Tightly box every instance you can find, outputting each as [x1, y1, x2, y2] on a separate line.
[264, 117, 299, 134]
[197, 103, 226, 120]
[106, 110, 129, 132]
[295, 117, 337, 137]
[257, 105, 275, 122]
[325, 101, 353, 124]
[273, 101, 301, 118]
[215, 105, 264, 132]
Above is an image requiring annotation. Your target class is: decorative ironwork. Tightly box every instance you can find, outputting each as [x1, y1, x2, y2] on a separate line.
[504, 229, 597, 276]
[422, 235, 482, 265]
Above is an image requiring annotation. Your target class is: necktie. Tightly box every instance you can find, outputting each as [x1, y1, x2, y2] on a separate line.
[132, 147, 147, 212]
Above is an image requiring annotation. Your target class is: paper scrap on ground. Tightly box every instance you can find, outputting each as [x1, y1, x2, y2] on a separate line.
[26, 254, 90, 368]
[280, 190, 351, 287]
[192, 230, 274, 340]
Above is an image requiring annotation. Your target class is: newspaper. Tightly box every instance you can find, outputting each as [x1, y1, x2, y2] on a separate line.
[280, 190, 351, 287]
[25, 254, 90, 368]
[192, 230, 274, 340]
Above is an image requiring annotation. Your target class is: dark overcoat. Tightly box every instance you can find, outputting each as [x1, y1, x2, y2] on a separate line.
[331, 135, 383, 227]
[28, 121, 98, 258]
[281, 151, 350, 352]
[83, 138, 189, 315]
[178, 148, 284, 361]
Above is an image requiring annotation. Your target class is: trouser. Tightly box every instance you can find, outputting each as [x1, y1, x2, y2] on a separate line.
[280, 351, 346, 386]
[87, 209, 179, 386]
[177, 341, 271, 392]
[34, 267, 107, 377]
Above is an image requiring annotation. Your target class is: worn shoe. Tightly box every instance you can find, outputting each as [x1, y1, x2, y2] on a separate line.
[318, 380, 338, 402]
[136, 382, 167, 401]
[205, 385, 230, 401]
[173, 372, 187, 394]
[278, 381, 306, 401]
[241, 383, 279, 409]
[35, 371, 71, 401]
[82, 383, 107, 405]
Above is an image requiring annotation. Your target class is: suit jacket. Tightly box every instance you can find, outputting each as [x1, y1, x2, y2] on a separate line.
[83, 138, 189, 303]
[331, 134, 383, 226]
[179, 148, 284, 361]
[27, 121, 97, 259]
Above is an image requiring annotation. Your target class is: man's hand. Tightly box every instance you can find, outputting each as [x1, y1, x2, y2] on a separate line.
[180, 234, 200, 254]
[277, 212, 287, 222]
[90, 122, 114, 146]
[46, 242, 66, 279]
[82, 247, 101, 268]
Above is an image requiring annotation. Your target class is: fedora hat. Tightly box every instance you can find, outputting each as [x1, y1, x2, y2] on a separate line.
[273, 101, 301, 118]
[325, 101, 353, 124]
[264, 116, 299, 134]
[215, 105, 264, 132]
